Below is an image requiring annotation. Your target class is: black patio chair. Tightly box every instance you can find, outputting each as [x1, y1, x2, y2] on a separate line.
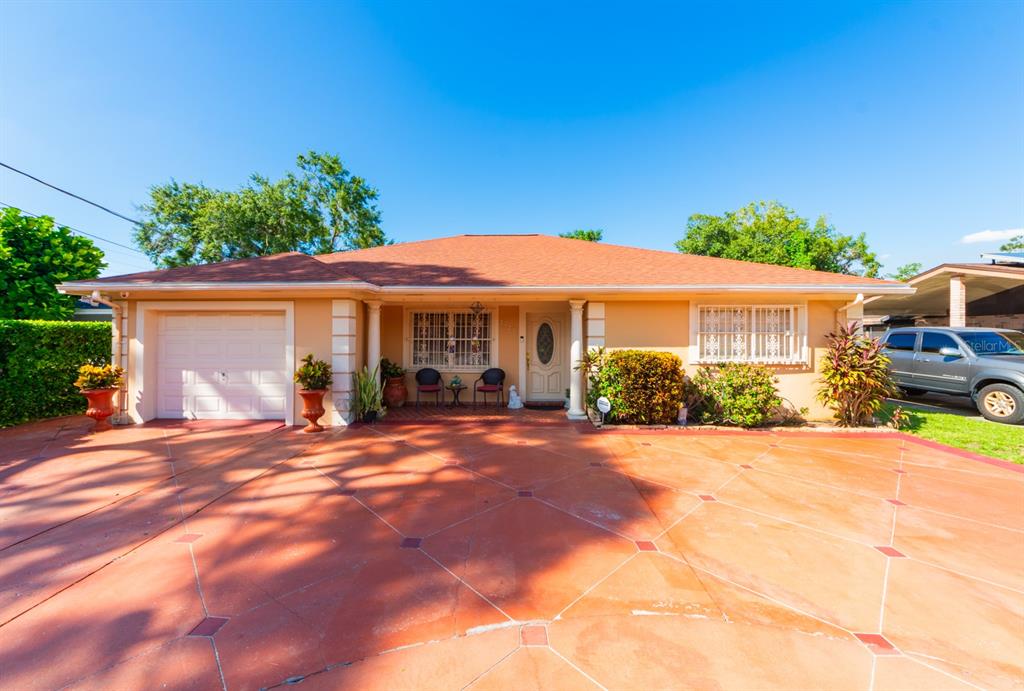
[415, 368, 444, 407]
[474, 368, 506, 407]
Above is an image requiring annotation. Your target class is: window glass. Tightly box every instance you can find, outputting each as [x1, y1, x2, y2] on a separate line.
[536, 323, 554, 364]
[883, 332, 916, 351]
[921, 332, 958, 353]
[955, 331, 1024, 356]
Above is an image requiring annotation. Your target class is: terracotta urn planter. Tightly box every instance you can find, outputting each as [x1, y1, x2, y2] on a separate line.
[298, 389, 327, 433]
[81, 387, 118, 432]
[383, 376, 408, 408]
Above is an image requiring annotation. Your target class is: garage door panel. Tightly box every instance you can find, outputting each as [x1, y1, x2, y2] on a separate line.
[225, 341, 253, 357]
[194, 340, 223, 358]
[256, 314, 285, 330]
[260, 397, 287, 414]
[157, 311, 287, 421]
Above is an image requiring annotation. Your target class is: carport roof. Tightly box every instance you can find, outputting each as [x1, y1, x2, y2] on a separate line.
[865, 262, 1024, 316]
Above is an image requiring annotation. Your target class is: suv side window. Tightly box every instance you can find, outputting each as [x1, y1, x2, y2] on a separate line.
[921, 332, 958, 353]
[884, 332, 917, 351]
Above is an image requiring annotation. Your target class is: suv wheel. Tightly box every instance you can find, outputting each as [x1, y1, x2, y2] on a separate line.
[976, 384, 1024, 424]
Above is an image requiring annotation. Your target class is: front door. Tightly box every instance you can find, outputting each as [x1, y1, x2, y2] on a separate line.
[526, 314, 565, 401]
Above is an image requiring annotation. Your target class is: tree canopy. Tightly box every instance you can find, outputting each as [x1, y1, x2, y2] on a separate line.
[675, 201, 881, 277]
[888, 262, 922, 282]
[1000, 234, 1024, 252]
[135, 151, 388, 267]
[559, 229, 603, 242]
[0, 208, 106, 320]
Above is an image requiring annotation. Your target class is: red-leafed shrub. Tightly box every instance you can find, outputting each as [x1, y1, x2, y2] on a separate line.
[817, 324, 897, 426]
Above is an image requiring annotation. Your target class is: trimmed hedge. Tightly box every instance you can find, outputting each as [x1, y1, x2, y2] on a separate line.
[0, 320, 112, 427]
[587, 349, 687, 424]
[692, 363, 781, 428]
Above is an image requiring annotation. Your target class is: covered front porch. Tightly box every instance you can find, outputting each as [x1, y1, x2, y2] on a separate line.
[353, 299, 591, 421]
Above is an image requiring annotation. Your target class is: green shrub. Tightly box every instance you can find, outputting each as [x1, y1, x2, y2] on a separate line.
[583, 349, 687, 424]
[294, 353, 332, 390]
[692, 363, 781, 428]
[817, 324, 897, 426]
[0, 320, 112, 427]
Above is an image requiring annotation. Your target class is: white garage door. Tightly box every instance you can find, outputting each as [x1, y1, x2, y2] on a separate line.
[157, 312, 288, 420]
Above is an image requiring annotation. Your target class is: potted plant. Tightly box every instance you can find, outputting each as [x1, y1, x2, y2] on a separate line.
[75, 363, 124, 432]
[353, 364, 385, 423]
[294, 353, 332, 433]
[380, 358, 407, 408]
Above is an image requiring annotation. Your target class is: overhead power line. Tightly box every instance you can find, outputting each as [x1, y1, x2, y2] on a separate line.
[0, 161, 144, 226]
[0, 202, 153, 269]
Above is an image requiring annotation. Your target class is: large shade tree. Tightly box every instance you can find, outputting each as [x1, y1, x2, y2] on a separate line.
[1000, 234, 1024, 252]
[675, 201, 881, 277]
[135, 151, 389, 267]
[559, 229, 603, 242]
[0, 208, 106, 320]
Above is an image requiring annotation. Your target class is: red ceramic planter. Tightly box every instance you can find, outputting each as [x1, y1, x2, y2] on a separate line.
[383, 377, 408, 408]
[81, 387, 118, 432]
[299, 389, 327, 433]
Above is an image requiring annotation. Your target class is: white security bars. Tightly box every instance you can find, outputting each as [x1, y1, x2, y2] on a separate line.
[411, 310, 493, 370]
[696, 305, 806, 364]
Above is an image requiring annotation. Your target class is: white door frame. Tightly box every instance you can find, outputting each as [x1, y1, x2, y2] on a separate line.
[133, 301, 295, 425]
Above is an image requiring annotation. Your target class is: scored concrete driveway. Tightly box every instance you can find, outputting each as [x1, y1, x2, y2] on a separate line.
[0, 416, 1021, 690]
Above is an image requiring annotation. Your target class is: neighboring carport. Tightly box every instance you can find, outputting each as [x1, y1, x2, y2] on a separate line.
[865, 256, 1024, 332]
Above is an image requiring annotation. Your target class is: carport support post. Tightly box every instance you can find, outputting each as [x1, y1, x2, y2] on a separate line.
[568, 300, 587, 420]
[949, 274, 967, 327]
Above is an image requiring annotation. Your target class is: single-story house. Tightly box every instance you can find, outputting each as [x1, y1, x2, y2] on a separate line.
[58, 234, 912, 425]
[865, 254, 1024, 335]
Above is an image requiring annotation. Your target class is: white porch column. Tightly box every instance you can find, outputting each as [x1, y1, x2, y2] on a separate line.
[365, 300, 382, 372]
[331, 299, 357, 425]
[949, 274, 967, 327]
[568, 299, 587, 420]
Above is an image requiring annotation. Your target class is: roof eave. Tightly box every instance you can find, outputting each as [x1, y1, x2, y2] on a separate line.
[60, 281, 914, 296]
[57, 281, 378, 294]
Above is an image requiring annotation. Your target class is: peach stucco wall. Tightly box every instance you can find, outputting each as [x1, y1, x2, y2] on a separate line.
[118, 294, 847, 424]
[601, 298, 844, 420]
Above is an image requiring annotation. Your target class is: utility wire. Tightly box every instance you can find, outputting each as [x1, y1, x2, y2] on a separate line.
[0, 161, 144, 226]
[0, 201, 154, 271]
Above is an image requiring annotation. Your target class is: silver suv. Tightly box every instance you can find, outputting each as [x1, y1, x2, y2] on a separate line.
[881, 327, 1024, 424]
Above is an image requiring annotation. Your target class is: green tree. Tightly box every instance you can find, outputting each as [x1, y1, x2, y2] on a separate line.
[0, 208, 106, 320]
[888, 262, 922, 281]
[1000, 234, 1024, 252]
[559, 229, 603, 242]
[135, 151, 388, 267]
[675, 201, 881, 277]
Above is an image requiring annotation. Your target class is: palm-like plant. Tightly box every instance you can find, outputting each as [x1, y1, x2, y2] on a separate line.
[352, 364, 385, 421]
[817, 324, 897, 426]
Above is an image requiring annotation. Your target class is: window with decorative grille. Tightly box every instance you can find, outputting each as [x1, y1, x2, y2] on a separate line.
[696, 305, 805, 364]
[411, 310, 492, 370]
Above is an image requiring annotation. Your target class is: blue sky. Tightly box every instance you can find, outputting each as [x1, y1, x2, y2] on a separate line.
[1, 0, 1022, 277]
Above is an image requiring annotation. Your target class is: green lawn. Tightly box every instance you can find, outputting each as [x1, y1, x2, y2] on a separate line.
[882, 403, 1024, 464]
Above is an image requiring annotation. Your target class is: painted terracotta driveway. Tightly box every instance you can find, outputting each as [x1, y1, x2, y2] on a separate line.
[0, 416, 1021, 690]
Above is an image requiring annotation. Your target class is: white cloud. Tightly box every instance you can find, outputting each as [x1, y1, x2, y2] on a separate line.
[959, 228, 1023, 244]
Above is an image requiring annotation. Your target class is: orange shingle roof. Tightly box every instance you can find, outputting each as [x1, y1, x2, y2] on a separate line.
[88, 234, 901, 289]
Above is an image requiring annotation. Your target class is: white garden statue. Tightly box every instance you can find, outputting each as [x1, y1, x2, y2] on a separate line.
[507, 385, 524, 409]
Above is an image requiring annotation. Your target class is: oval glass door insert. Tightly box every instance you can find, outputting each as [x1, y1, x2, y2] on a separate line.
[536, 323, 554, 364]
